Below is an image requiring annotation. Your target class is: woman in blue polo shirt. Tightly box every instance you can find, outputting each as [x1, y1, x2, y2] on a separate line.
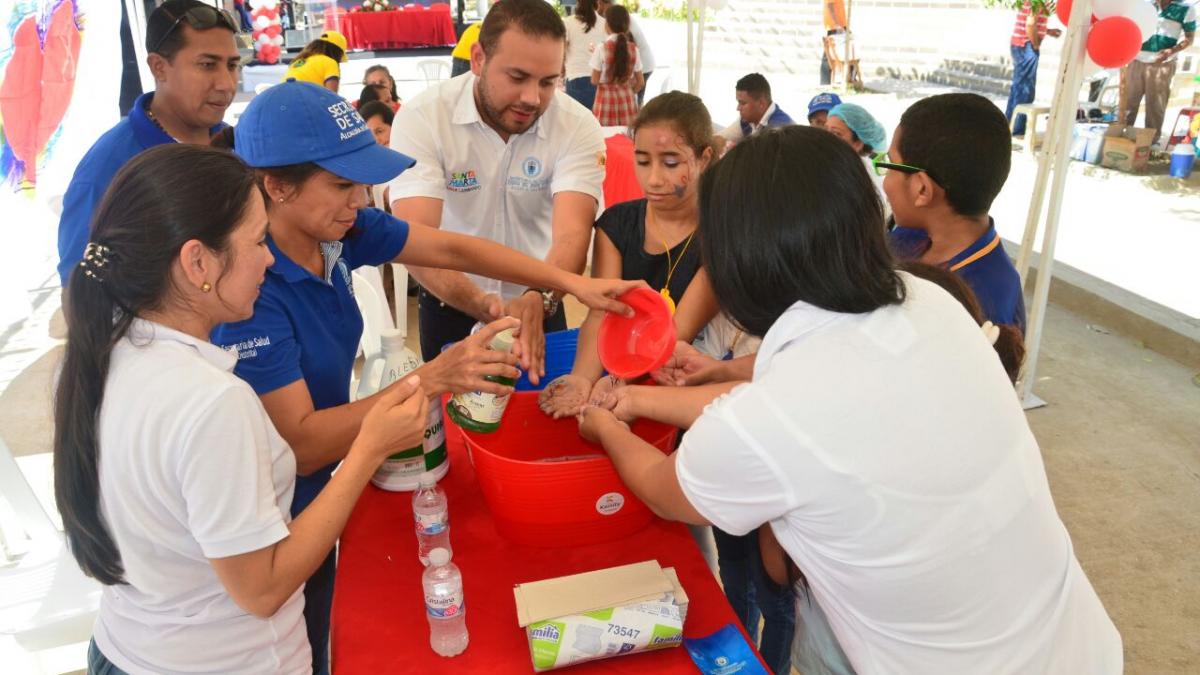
[213, 81, 639, 673]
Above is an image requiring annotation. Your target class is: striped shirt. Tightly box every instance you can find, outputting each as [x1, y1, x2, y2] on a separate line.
[1136, 0, 1197, 63]
[1011, 2, 1049, 47]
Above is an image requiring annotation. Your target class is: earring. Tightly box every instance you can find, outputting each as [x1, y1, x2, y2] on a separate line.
[201, 282, 212, 293]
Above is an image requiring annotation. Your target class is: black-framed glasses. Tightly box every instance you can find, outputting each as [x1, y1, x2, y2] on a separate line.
[872, 153, 942, 185]
[148, 5, 239, 55]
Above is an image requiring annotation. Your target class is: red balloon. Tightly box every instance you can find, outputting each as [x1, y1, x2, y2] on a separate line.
[1087, 16, 1142, 68]
[1056, 0, 1072, 24]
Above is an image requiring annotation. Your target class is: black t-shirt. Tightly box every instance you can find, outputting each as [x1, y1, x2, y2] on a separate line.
[595, 199, 701, 307]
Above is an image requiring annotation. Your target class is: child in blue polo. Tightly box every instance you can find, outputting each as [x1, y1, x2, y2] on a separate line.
[212, 81, 639, 674]
[878, 93, 1026, 332]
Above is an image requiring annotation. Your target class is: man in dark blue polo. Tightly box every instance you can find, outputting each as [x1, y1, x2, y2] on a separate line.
[56, 0, 239, 288]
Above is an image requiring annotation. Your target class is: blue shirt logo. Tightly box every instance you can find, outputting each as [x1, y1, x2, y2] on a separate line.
[522, 157, 542, 178]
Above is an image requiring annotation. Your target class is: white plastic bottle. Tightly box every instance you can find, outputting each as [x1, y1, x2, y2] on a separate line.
[413, 471, 451, 566]
[423, 547, 468, 657]
[371, 330, 449, 491]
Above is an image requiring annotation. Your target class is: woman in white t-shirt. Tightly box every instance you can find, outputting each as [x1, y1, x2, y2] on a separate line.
[564, 0, 607, 110]
[53, 145, 429, 675]
[580, 126, 1122, 674]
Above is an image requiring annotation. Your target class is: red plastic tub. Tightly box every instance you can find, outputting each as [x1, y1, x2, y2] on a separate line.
[451, 392, 678, 548]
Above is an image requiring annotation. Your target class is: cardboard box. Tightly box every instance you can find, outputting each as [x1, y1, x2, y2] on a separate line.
[1101, 125, 1157, 172]
[513, 561, 689, 672]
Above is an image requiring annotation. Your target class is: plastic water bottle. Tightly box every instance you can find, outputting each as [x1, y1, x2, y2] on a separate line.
[423, 547, 468, 657]
[413, 472, 451, 566]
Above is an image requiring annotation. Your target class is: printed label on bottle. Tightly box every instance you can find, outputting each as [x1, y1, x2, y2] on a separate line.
[595, 492, 625, 516]
[449, 389, 511, 425]
[416, 511, 448, 535]
[426, 593, 465, 619]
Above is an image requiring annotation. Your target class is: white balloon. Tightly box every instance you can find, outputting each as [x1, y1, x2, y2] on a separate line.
[254, 15, 270, 29]
[257, 33, 272, 46]
[1128, 1, 1159, 41]
[272, 35, 284, 46]
[1092, 0, 1139, 19]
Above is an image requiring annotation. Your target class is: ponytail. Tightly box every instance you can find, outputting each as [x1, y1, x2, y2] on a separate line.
[606, 5, 633, 83]
[53, 144, 261, 585]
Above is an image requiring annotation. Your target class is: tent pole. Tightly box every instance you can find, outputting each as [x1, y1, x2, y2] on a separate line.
[1019, 0, 1093, 406]
[686, 0, 696, 94]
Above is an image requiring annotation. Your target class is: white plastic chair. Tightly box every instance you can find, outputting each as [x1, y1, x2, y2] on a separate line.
[0, 437, 100, 669]
[371, 183, 411, 335]
[351, 268, 396, 400]
[417, 59, 449, 87]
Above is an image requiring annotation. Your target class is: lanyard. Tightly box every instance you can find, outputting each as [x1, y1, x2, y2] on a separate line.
[949, 232, 1000, 272]
[659, 232, 695, 314]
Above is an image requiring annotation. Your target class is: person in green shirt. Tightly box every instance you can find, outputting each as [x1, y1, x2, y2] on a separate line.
[1123, 0, 1196, 142]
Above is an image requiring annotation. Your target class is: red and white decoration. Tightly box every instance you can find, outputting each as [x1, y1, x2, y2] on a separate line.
[249, 0, 284, 64]
[1055, 0, 1158, 67]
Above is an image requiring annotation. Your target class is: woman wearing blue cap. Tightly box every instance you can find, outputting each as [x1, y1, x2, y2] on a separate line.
[827, 102, 889, 218]
[212, 80, 641, 673]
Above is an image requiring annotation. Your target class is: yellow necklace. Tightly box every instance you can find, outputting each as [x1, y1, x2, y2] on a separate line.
[651, 209, 695, 315]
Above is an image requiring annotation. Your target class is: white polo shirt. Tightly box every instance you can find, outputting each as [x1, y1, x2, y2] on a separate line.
[676, 274, 1122, 674]
[93, 320, 309, 675]
[389, 73, 605, 302]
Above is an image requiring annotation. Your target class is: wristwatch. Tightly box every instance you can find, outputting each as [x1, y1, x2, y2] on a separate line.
[523, 288, 560, 316]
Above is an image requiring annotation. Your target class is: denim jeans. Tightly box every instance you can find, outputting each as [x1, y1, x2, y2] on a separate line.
[88, 640, 130, 675]
[712, 528, 796, 675]
[565, 77, 598, 112]
[1005, 42, 1040, 137]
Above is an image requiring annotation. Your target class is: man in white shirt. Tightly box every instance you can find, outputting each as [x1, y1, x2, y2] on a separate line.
[390, 0, 605, 383]
[715, 73, 795, 153]
[597, 0, 656, 103]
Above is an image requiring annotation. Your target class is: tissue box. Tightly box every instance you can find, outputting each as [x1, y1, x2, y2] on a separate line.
[514, 560, 689, 672]
[1101, 125, 1157, 172]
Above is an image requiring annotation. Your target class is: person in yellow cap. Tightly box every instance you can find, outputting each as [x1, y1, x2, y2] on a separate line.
[283, 30, 348, 92]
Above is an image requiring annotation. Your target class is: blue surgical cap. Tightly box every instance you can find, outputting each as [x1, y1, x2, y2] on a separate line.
[829, 103, 887, 151]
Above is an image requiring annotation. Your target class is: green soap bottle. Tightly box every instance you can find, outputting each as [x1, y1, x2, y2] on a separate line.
[446, 328, 516, 433]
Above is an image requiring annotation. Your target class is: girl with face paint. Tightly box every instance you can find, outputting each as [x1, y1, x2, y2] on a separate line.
[539, 92, 718, 419]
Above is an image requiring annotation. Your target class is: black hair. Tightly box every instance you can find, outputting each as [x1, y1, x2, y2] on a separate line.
[605, 5, 633, 83]
[146, 0, 236, 61]
[576, 0, 599, 32]
[631, 91, 714, 158]
[357, 83, 390, 108]
[478, 0, 566, 57]
[54, 145, 262, 586]
[295, 38, 345, 64]
[898, 261, 1025, 383]
[699, 126, 903, 337]
[897, 93, 1011, 217]
[364, 64, 399, 100]
[359, 100, 395, 127]
[735, 73, 771, 101]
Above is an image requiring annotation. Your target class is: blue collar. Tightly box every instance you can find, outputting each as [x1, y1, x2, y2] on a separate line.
[944, 218, 999, 269]
[129, 91, 229, 147]
[266, 235, 345, 284]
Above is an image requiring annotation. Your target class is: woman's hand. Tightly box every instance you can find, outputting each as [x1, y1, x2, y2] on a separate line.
[652, 341, 720, 386]
[355, 375, 429, 464]
[564, 277, 646, 318]
[597, 384, 640, 424]
[430, 316, 522, 396]
[587, 375, 622, 406]
[505, 292, 546, 385]
[538, 373, 592, 419]
[577, 404, 628, 445]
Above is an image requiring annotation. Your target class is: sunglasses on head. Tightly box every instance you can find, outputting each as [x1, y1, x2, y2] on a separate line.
[872, 153, 943, 186]
[149, 5, 239, 55]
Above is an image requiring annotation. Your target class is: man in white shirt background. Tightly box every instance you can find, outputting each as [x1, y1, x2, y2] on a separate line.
[715, 73, 796, 154]
[389, 0, 605, 384]
[596, 0, 656, 104]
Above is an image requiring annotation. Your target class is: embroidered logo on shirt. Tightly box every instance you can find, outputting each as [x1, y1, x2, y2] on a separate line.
[226, 336, 271, 360]
[521, 156, 543, 178]
[596, 151, 606, 167]
[447, 169, 481, 192]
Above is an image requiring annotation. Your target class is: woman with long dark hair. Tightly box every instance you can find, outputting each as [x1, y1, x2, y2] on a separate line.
[564, 0, 606, 110]
[53, 144, 429, 674]
[589, 4, 643, 126]
[580, 126, 1121, 673]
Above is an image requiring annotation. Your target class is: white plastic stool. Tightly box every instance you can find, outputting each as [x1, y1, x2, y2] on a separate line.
[1011, 104, 1051, 156]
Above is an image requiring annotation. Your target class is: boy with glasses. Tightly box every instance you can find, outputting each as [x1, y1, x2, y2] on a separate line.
[56, 0, 239, 289]
[878, 93, 1026, 332]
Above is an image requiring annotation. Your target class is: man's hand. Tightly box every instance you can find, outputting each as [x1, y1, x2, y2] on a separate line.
[652, 341, 721, 387]
[1154, 48, 1174, 63]
[563, 277, 646, 318]
[1046, 28, 1062, 38]
[470, 292, 504, 324]
[505, 291, 546, 384]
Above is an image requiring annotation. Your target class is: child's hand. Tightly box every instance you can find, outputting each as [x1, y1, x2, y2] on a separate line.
[538, 373, 591, 419]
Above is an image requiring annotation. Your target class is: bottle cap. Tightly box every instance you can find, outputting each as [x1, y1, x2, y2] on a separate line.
[429, 547, 451, 566]
[418, 471, 437, 488]
[380, 328, 406, 352]
[491, 328, 515, 353]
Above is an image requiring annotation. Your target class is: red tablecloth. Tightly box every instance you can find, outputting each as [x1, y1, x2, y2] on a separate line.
[340, 5, 456, 51]
[332, 421, 766, 674]
[603, 132, 643, 208]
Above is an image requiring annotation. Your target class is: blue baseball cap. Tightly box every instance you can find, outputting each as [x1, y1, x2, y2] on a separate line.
[807, 92, 843, 118]
[234, 80, 415, 185]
